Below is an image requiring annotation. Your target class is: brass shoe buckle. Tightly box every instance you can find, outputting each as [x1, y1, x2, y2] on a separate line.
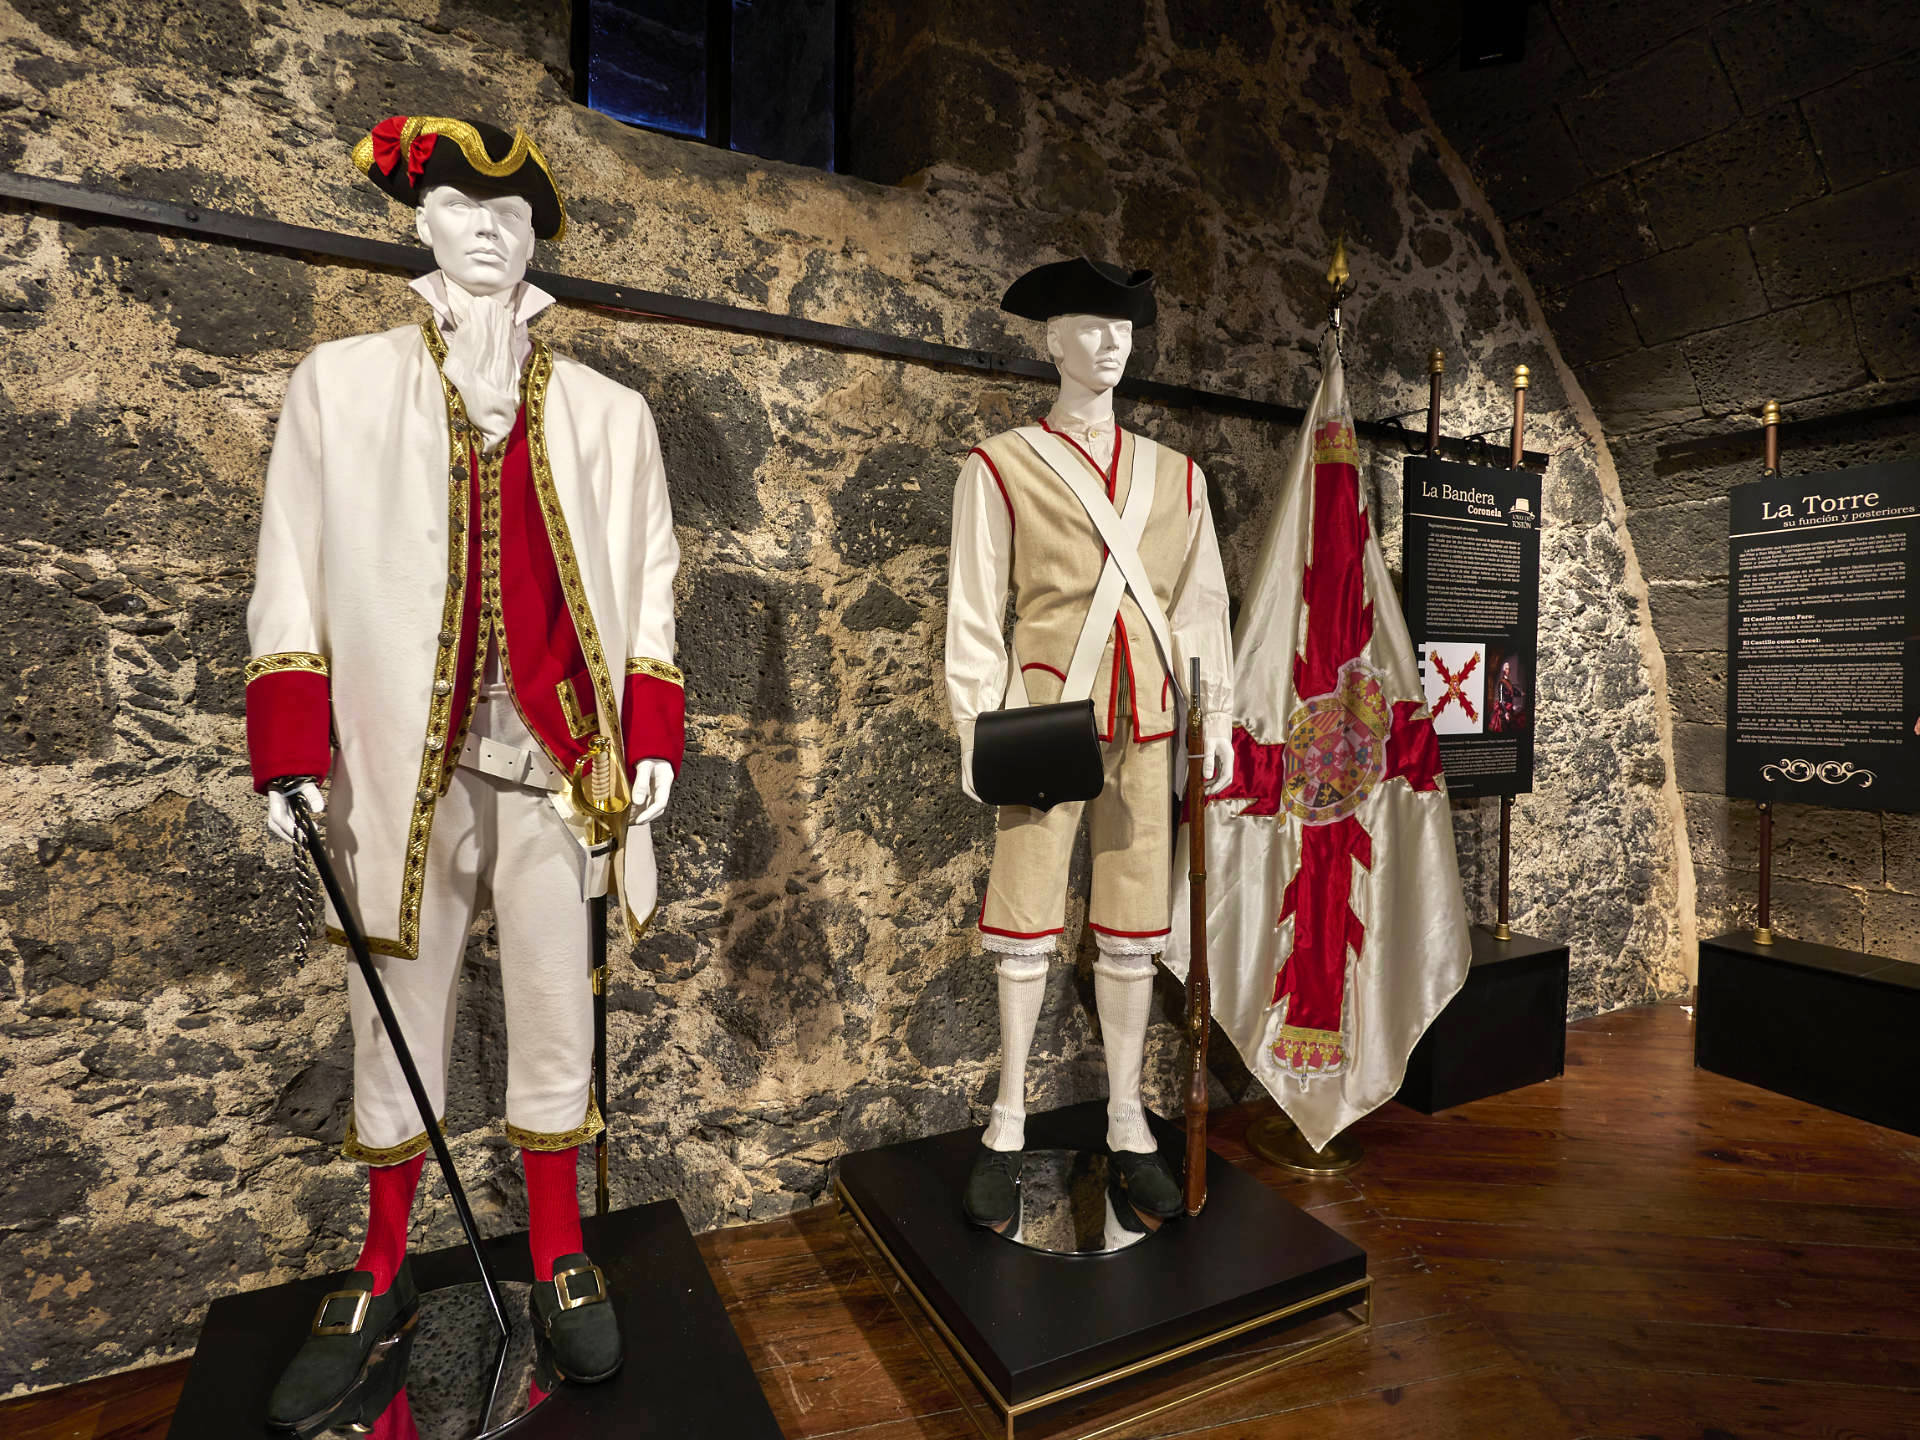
[312, 1287, 372, 1337]
[552, 1263, 608, 1312]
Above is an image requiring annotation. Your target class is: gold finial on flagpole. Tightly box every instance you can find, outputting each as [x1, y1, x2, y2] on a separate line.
[1513, 363, 1530, 390]
[1325, 233, 1350, 293]
[1428, 348, 1445, 374]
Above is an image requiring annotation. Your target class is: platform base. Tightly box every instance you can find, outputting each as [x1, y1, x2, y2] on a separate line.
[1698, 931, 1920, 1137]
[1245, 1114, 1364, 1174]
[1397, 925, 1570, 1113]
[835, 1101, 1370, 1437]
[166, 1201, 781, 1439]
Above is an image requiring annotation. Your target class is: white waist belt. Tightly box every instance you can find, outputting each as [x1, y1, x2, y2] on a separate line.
[457, 732, 564, 792]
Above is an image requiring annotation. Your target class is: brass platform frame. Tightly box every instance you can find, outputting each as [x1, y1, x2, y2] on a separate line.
[836, 1180, 1372, 1440]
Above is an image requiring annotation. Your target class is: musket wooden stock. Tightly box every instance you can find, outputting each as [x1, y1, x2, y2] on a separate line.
[1183, 676, 1211, 1216]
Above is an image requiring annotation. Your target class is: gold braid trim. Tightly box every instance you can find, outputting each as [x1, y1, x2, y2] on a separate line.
[342, 1115, 437, 1167]
[507, 1096, 605, 1153]
[325, 926, 414, 960]
[625, 657, 684, 688]
[351, 118, 568, 241]
[245, 651, 329, 683]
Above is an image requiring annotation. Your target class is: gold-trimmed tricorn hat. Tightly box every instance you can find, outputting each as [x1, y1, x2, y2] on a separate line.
[352, 116, 567, 242]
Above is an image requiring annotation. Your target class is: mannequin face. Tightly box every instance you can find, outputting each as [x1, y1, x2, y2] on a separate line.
[415, 185, 536, 297]
[1046, 313, 1133, 394]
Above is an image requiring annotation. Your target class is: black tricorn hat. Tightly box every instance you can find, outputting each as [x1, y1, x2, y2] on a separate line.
[1000, 257, 1156, 326]
[353, 116, 568, 241]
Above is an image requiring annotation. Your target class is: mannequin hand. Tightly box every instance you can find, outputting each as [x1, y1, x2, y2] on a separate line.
[266, 781, 325, 844]
[631, 759, 674, 825]
[1203, 726, 1236, 796]
[960, 746, 982, 804]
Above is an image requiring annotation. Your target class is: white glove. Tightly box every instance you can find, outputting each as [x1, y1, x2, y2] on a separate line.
[1203, 719, 1236, 795]
[266, 781, 326, 844]
[631, 759, 675, 825]
[960, 745, 982, 804]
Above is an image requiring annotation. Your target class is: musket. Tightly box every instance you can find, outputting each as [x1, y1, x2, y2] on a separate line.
[286, 793, 509, 1339]
[569, 735, 630, 1219]
[1183, 657, 1211, 1217]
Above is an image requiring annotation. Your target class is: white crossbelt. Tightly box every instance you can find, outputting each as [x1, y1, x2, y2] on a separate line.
[457, 731, 565, 792]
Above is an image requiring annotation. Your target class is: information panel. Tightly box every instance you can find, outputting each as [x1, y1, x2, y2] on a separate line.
[1726, 460, 1920, 812]
[1401, 456, 1541, 798]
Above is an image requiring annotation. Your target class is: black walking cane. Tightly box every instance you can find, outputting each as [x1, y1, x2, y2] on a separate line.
[570, 734, 630, 1220]
[287, 793, 510, 1341]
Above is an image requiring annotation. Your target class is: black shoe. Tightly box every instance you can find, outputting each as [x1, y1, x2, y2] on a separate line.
[1109, 1149, 1184, 1220]
[266, 1261, 420, 1432]
[529, 1253, 623, 1384]
[963, 1146, 1023, 1230]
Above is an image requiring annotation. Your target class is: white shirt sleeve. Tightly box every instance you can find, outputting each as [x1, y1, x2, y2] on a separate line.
[944, 449, 1014, 749]
[1169, 459, 1235, 736]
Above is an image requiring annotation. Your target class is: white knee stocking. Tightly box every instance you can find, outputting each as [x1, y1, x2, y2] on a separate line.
[1094, 950, 1157, 1153]
[981, 955, 1048, 1151]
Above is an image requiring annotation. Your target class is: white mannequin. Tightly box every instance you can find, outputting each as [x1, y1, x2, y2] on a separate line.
[266, 184, 672, 843]
[956, 313, 1235, 801]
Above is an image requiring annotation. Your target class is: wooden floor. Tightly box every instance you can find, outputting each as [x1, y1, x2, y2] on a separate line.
[8, 1002, 1918, 1439]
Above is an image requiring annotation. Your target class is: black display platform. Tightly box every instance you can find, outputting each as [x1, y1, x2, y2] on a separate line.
[1396, 925, 1570, 1114]
[167, 1200, 782, 1439]
[835, 1100, 1368, 1424]
[1698, 931, 1920, 1137]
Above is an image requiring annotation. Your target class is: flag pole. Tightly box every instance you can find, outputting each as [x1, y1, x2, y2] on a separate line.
[1754, 400, 1780, 946]
[1425, 349, 1444, 456]
[1183, 658, 1211, 1216]
[1491, 366, 1530, 943]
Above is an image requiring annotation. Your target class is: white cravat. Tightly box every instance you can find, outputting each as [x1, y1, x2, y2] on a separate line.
[409, 271, 556, 450]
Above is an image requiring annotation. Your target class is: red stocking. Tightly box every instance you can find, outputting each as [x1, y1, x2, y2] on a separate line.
[521, 1147, 584, 1282]
[354, 1152, 425, 1294]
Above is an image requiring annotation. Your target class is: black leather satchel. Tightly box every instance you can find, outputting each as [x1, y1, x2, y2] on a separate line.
[971, 699, 1105, 811]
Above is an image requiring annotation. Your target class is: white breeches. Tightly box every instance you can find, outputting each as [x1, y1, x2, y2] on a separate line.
[346, 684, 597, 1158]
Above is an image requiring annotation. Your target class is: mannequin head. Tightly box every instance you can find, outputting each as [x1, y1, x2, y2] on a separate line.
[1045, 313, 1133, 396]
[415, 184, 536, 297]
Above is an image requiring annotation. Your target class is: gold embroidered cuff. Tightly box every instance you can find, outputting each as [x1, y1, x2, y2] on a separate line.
[626, 657, 684, 687]
[326, 926, 417, 961]
[342, 1116, 437, 1167]
[245, 651, 329, 684]
[507, 1096, 605, 1153]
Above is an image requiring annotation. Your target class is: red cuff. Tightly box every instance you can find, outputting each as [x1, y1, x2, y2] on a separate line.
[623, 672, 685, 774]
[245, 671, 333, 793]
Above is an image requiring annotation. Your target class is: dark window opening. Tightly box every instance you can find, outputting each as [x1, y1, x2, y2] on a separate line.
[573, 0, 850, 173]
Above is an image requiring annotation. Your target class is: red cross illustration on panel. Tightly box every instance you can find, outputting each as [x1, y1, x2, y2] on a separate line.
[1430, 650, 1480, 723]
[1212, 415, 1443, 1076]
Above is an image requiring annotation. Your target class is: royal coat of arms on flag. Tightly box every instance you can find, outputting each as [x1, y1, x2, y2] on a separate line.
[1170, 339, 1472, 1150]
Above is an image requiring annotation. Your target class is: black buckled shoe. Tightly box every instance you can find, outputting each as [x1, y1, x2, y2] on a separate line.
[963, 1146, 1024, 1230]
[1109, 1149, 1184, 1220]
[266, 1261, 420, 1433]
[529, 1254, 623, 1384]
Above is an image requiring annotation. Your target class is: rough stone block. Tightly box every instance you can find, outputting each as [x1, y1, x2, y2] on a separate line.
[1710, 0, 1920, 111]
[1646, 579, 1727, 652]
[1681, 298, 1868, 413]
[1770, 877, 1867, 953]
[1886, 814, 1920, 894]
[1852, 276, 1920, 383]
[1541, 274, 1642, 367]
[1165, 0, 1275, 62]
[1863, 890, 1920, 964]
[1617, 232, 1768, 346]
[1770, 804, 1887, 888]
[1629, 106, 1827, 251]
[0, 573, 114, 766]
[847, 41, 1024, 184]
[1664, 648, 1726, 725]
[1550, 0, 1741, 77]
[1561, 34, 1740, 176]
[1579, 342, 1703, 431]
[1671, 720, 1725, 793]
[1629, 496, 1727, 583]
[1417, 18, 1587, 151]
[1470, 113, 1591, 219]
[1801, 53, 1920, 191]
[1507, 176, 1659, 290]
[1750, 170, 1920, 306]
[1684, 791, 1754, 874]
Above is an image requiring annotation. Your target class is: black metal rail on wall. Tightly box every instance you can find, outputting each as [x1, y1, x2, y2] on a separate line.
[0, 170, 1558, 467]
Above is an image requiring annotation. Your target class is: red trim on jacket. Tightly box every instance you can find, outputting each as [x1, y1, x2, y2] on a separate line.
[973, 447, 1015, 535]
[623, 672, 686, 773]
[1038, 418, 1120, 497]
[978, 886, 1065, 938]
[1115, 620, 1174, 742]
[1088, 922, 1173, 938]
[1185, 456, 1194, 514]
[1021, 660, 1067, 681]
[246, 671, 333, 793]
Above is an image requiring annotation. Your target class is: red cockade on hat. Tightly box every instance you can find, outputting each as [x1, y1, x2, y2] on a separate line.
[370, 115, 437, 184]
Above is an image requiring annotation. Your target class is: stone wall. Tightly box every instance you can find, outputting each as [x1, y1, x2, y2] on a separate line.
[1370, 0, 1920, 956]
[0, 0, 1685, 1394]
